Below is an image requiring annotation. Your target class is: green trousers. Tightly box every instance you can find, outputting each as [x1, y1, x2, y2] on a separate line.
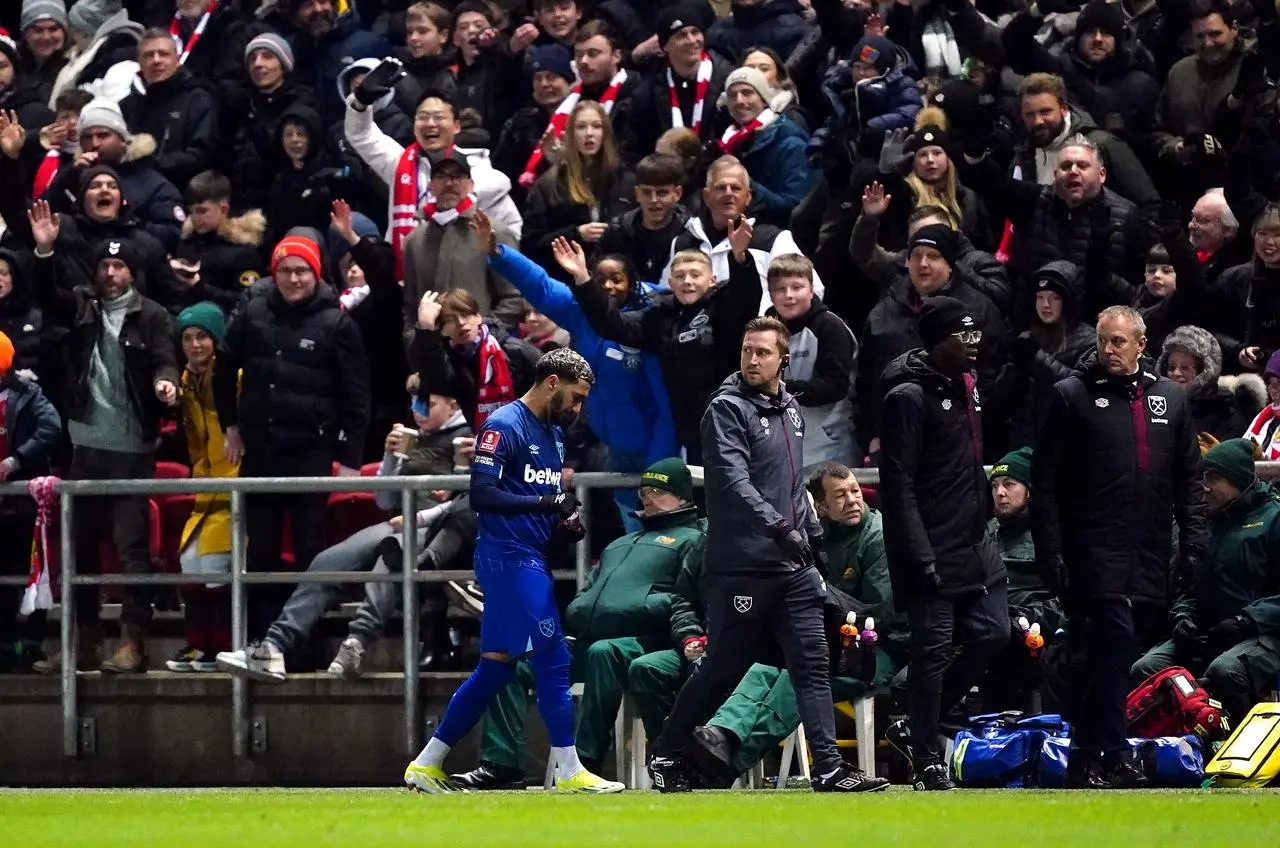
[1131, 634, 1280, 721]
[709, 651, 901, 774]
[627, 649, 690, 740]
[477, 636, 650, 769]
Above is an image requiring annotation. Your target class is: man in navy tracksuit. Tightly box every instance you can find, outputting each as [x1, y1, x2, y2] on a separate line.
[647, 317, 889, 794]
[473, 210, 679, 531]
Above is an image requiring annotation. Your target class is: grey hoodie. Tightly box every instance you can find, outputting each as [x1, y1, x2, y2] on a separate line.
[700, 372, 822, 575]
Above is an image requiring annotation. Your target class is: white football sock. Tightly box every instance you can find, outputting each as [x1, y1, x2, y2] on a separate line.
[412, 737, 451, 769]
[553, 745, 585, 779]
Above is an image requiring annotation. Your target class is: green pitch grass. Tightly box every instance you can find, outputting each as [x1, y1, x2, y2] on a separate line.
[1, 788, 1277, 848]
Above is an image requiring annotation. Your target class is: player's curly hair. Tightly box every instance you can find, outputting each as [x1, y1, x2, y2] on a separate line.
[536, 347, 595, 386]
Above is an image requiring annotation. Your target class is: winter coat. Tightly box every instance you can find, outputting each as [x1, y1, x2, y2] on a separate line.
[0, 372, 60, 481]
[700, 372, 823, 573]
[39, 134, 186, 253]
[520, 165, 638, 282]
[1007, 106, 1159, 209]
[400, 212, 525, 350]
[454, 46, 526, 144]
[214, 284, 371, 471]
[573, 251, 763, 454]
[1171, 481, 1280, 637]
[119, 67, 220, 190]
[596, 205, 692, 286]
[987, 511, 1064, 635]
[735, 114, 819, 228]
[172, 211, 268, 313]
[619, 54, 734, 165]
[16, 43, 68, 93]
[341, 237, 409, 455]
[850, 209, 1009, 312]
[822, 509, 908, 654]
[1158, 324, 1263, 441]
[492, 103, 553, 204]
[273, 14, 388, 125]
[264, 103, 365, 248]
[49, 10, 143, 106]
[225, 77, 320, 211]
[42, 207, 177, 309]
[157, 0, 248, 106]
[179, 358, 240, 557]
[813, 56, 920, 162]
[1001, 12, 1160, 132]
[488, 245, 679, 465]
[880, 350, 1004, 607]
[342, 96, 524, 243]
[564, 505, 705, 647]
[392, 47, 459, 117]
[1030, 352, 1208, 604]
[669, 212, 825, 315]
[0, 80, 53, 136]
[1131, 228, 1211, 353]
[669, 533, 709, 647]
[0, 248, 46, 379]
[706, 0, 812, 62]
[1213, 263, 1280, 370]
[858, 275, 1009, 448]
[1153, 43, 1247, 160]
[33, 256, 178, 443]
[410, 321, 541, 431]
[770, 300, 857, 469]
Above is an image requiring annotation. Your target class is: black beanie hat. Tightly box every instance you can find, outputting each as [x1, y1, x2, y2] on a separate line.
[92, 237, 144, 281]
[905, 124, 958, 162]
[656, 1, 714, 48]
[918, 295, 978, 349]
[79, 163, 121, 197]
[1033, 272, 1072, 304]
[908, 223, 959, 268]
[1076, 0, 1126, 40]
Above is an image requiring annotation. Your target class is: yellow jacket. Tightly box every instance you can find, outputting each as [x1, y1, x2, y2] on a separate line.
[180, 359, 240, 555]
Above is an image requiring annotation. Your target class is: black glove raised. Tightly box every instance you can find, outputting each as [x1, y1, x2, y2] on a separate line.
[539, 491, 581, 520]
[353, 58, 405, 107]
[779, 528, 815, 568]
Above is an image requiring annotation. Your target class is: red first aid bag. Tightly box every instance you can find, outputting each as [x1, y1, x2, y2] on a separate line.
[1126, 666, 1230, 741]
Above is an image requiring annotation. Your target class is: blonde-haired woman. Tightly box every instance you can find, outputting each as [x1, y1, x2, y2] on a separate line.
[876, 106, 993, 251]
[520, 100, 636, 283]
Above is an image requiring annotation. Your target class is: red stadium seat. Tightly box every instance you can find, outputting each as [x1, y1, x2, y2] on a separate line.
[154, 461, 190, 479]
[861, 485, 879, 510]
[326, 492, 389, 547]
[360, 462, 382, 477]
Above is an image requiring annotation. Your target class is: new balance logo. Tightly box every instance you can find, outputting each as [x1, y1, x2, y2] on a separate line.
[523, 465, 562, 487]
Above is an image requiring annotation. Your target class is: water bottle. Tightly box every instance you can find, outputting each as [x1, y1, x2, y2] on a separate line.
[838, 612, 859, 675]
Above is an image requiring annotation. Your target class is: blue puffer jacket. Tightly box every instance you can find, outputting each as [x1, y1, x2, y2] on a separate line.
[811, 55, 920, 161]
[488, 246, 680, 465]
[740, 115, 819, 228]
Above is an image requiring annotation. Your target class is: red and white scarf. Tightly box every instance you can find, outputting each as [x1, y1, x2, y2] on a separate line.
[32, 149, 61, 198]
[422, 192, 476, 228]
[171, 0, 218, 65]
[20, 476, 58, 615]
[391, 144, 455, 279]
[668, 54, 714, 134]
[518, 69, 628, 189]
[1247, 404, 1280, 460]
[718, 107, 776, 154]
[472, 325, 515, 428]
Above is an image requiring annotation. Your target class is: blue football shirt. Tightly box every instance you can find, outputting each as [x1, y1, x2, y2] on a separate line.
[470, 400, 566, 563]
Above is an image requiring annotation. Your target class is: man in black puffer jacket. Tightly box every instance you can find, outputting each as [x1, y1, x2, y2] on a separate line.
[880, 296, 1009, 792]
[1031, 304, 1207, 789]
[214, 230, 370, 642]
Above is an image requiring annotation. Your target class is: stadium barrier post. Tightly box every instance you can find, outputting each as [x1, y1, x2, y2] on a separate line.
[400, 486, 420, 754]
[60, 492, 77, 757]
[230, 489, 249, 758]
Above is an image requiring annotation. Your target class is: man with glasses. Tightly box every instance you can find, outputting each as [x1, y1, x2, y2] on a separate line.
[879, 296, 1010, 791]
[400, 150, 526, 349]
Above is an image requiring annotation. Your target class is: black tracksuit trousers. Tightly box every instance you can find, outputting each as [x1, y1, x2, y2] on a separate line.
[652, 565, 843, 775]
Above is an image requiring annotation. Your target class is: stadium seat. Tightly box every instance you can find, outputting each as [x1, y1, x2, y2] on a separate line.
[360, 462, 382, 477]
[154, 461, 191, 479]
[861, 485, 878, 510]
[326, 492, 389, 546]
[773, 691, 880, 788]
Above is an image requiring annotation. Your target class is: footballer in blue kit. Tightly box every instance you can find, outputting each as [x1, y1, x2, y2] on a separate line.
[404, 348, 625, 795]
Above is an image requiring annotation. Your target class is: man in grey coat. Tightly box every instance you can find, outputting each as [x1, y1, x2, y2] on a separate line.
[647, 317, 889, 795]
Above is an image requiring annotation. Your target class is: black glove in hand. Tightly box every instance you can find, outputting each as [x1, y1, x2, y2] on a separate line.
[1234, 49, 1271, 100]
[1011, 330, 1040, 369]
[539, 491, 581, 519]
[1171, 616, 1201, 654]
[552, 512, 587, 545]
[922, 562, 943, 593]
[353, 58, 405, 106]
[1206, 615, 1252, 654]
[779, 529, 815, 568]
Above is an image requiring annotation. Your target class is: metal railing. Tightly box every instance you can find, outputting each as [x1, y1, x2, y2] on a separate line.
[9, 460, 1280, 761]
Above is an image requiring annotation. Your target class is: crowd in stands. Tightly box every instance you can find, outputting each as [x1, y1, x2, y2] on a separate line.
[0, 0, 1278, 786]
